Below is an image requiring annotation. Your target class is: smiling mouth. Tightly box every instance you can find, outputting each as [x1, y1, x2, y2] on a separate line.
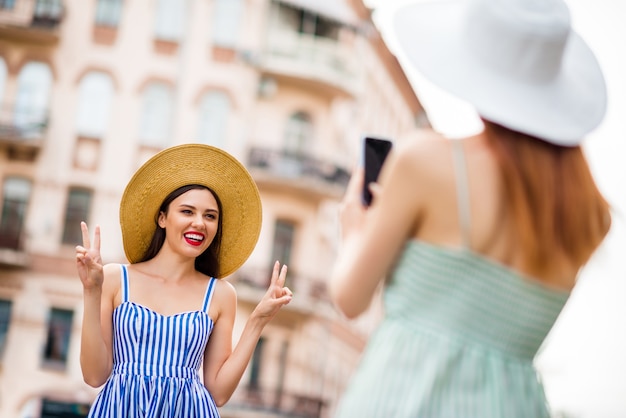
[184, 233, 205, 247]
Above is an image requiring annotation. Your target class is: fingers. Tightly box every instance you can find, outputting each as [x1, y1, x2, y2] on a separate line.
[270, 261, 288, 287]
[346, 166, 364, 201]
[81, 221, 90, 248]
[93, 224, 101, 251]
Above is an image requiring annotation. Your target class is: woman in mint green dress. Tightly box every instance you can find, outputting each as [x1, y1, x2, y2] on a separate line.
[329, 0, 612, 416]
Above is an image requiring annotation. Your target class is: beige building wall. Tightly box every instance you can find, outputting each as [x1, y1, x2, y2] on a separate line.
[0, 0, 427, 417]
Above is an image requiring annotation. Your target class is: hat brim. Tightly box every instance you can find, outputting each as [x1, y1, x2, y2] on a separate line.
[119, 144, 262, 278]
[392, 0, 607, 145]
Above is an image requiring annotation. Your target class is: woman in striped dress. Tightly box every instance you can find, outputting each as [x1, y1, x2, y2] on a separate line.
[329, 0, 611, 416]
[75, 145, 292, 417]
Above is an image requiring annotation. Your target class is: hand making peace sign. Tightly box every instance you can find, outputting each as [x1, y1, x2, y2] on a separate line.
[75, 221, 104, 290]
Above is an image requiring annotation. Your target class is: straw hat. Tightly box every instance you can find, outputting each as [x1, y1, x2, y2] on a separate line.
[119, 144, 262, 278]
[393, 0, 607, 146]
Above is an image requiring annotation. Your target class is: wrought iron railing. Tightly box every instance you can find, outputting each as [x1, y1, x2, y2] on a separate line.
[248, 147, 350, 189]
[0, 0, 64, 29]
[0, 106, 48, 140]
[225, 386, 324, 418]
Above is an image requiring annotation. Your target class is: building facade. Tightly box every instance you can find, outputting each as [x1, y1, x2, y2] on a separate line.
[0, 0, 427, 417]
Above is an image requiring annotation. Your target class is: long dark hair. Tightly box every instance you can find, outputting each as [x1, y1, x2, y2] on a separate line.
[138, 184, 224, 277]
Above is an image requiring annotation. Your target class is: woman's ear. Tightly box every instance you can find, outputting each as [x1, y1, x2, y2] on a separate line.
[157, 211, 166, 228]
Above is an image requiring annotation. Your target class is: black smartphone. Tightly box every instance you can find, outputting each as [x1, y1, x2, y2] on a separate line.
[361, 136, 393, 206]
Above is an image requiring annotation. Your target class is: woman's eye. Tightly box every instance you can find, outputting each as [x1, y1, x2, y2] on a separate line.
[182, 209, 193, 215]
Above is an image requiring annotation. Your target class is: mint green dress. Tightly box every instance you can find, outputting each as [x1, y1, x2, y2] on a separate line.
[334, 141, 570, 417]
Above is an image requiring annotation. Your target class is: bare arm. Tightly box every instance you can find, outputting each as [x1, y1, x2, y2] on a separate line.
[329, 138, 434, 318]
[76, 222, 116, 387]
[203, 261, 292, 406]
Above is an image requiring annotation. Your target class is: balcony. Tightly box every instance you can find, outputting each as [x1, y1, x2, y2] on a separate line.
[0, 224, 30, 269]
[0, 106, 47, 161]
[232, 264, 331, 319]
[0, 0, 64, 45]
[258, 29, 361, 98]
[222, 386, 324, 418]
[248, 147, 349, 201]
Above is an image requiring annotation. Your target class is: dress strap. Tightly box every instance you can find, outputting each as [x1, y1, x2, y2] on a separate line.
[451, 139, 472, 249]
[201, 277, 218, 313]
[120, 264, 130, 303]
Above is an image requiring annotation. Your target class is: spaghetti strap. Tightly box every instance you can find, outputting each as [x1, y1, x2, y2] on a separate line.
[120, 264, 130, 303]
[201, 277, 218, 313]
[451, 139, 472, 249]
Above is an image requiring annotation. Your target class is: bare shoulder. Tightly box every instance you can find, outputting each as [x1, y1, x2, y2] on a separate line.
[390, 129, 455, 181]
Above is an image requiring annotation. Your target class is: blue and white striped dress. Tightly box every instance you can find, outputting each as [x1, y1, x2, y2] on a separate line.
[88, 264, 220, 417]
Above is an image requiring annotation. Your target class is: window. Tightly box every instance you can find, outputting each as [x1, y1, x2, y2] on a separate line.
[211, 0, 243, 48]
[271, 220, 295, 288]
[0, 177, 31, 250]
[277, 4, 339, 40]
[40, 399, 90, 418]
[196, 91, 230, 147]
[43, 308, 74, 366]
[34, 0, 63, 20]
[248, 337, 265, 389]
[154, 0, 185, 41]
[138, 82, 173, 147]
[75, 71, 114, 138]
[284, 111, 313, 155]
[0, 299, 12, 357]
[95, 0, 123, 27]
[61, 188, 91, 245]
[14, 62, 52, 138]
[0, 1, 16, 10]
[0, 57, 6, 104]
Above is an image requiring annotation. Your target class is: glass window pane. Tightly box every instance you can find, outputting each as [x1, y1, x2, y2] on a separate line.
[284, 111, 313, 154]
[95, 0, 123, 27]
[138, 82, 173, 147]
[211, 0, 243, 48]
[196, 91, 230, 147]
[75, 71, 114, 138]
[14, 62, 52, 137]
[0, 177, 31, 250]
[154, 0, 185, 41]
[0, 299, 12, 357]
[43, 308, 74, 365]
[61, 188, 91, 245]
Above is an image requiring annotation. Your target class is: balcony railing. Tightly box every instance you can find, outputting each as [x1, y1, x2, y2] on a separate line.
[223, 386, 324, 418]
[248, 147, 349, 198]
[232, 264, 330, 316]
[260, 29, 361, 97]
[0, 106, 48, 160]
[0, 0, 64, 42]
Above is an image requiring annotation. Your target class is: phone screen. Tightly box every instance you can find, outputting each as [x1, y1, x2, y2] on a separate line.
[362, 136, 393, 206]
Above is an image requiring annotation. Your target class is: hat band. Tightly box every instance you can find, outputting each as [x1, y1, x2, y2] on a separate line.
[463, 0, 571, 83]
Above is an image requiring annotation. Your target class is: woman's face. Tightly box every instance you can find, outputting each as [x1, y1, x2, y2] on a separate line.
[158, 188, 220, 258]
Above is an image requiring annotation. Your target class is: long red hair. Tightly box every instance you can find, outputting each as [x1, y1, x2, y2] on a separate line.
[482, 120, 611, 277]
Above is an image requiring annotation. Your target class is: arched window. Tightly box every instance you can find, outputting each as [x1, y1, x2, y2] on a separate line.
[154, 0, 185, 41]
[211, 0, 243, 48]
[138, 82, 173, 147]
[196, 91, 230, 147]
[75, 71, 114, 138]
[284, 111, 313, 154]
[14, 62, 52, 137]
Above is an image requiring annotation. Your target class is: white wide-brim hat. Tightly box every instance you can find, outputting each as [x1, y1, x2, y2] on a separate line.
[393, 0, 607, 146]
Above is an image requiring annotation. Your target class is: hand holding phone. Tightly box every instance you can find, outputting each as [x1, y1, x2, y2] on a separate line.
[362, 136, 393, 206]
